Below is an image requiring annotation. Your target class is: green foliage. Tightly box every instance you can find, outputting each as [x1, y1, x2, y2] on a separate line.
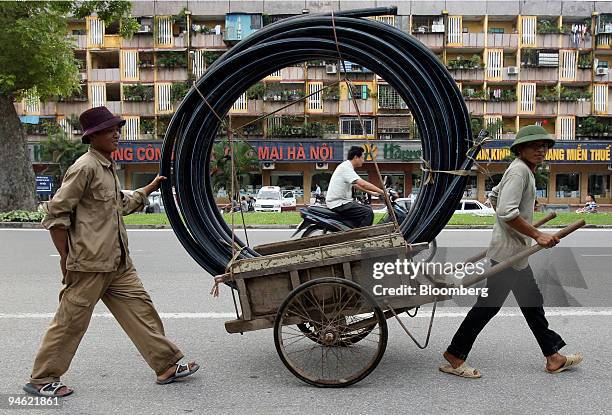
[203, 51, 222, 66]
[447, 54, 485, 70]
[0, 210, 44, 222]
[247, 82, 266, 100]
[577, 116, 608, 136]
[322, 85, 340, 101]
[171, 81, 190, 102]
[72, 1, 138, 39]
[463, 88, 486, 100]
[536, 86, 560, 102]
[156, 51, 187, 68]
[140, 118, 155, 134]
[537, 19, 563, 34]
[578, 53, 593, 69]
[559, 86, 591, 101]
[123, 83, 154, 101]
[0, 1, 134, 99]
[211, 139, 260, 193]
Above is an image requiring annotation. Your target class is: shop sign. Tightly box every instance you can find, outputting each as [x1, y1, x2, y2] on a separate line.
[343, 141, 422, 163]
[36, 176, 53, 194]
[113, 141, 163, 163]
[476, 140, 611, 164]
[252, 141, 343, 162]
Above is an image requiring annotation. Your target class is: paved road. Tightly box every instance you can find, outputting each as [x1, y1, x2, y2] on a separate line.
[0, 229, 610, 414]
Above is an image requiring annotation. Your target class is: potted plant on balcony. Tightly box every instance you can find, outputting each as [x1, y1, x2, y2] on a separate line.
[322, 85, 340, 101]
[537, 19, 562, 34]
[140, 118, 155, 136]
[536, 86, 560, 102]
[500, 89, 517, 101]
[469, 54, 485, 69]
[247, 82, 266, 100]
[578, 53, 592, 69]
[171, 81, 191, 102]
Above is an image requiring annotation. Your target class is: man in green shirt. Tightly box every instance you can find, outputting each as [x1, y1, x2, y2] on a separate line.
[440, 125, 583, 378]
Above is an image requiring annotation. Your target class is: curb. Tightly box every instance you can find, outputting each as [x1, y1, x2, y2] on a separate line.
[2, 222, 612, 229]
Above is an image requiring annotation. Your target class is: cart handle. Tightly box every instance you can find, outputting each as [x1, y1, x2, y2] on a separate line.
[460, 219, 585, 287]
[462, 212, 557, 265]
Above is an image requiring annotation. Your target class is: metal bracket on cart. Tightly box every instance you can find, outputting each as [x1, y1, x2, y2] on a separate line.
[384, 298, 438, 350]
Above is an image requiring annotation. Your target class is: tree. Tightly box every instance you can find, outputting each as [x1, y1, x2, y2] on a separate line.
[0, 1, 137, 211]
[211, 139, 260, 196]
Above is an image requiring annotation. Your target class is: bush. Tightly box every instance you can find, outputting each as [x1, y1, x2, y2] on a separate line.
[0, 210, 44, 222]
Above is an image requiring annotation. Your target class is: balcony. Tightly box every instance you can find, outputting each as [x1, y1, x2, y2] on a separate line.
[121, 36, 154, 49]
[536, 34, 561, 48]
[558, 100, 591, 116]
[460, 33, 485, 48]
[576, 68, 593, 82]
[520, 67, 559, 82]
[70, 34, 87, 49]
[56, 101, 90, 116]
[122, 101, 155, 116]
[279, 66, 305, 82]
[139, 68, 155, 82]
[449, 68, 484, 81]
[156, 67, 188, 81]
[192, 33, 225, 49]
[247, 99, 264, 114]
[91, 68, 120, 82]
[265, 100, 304, 115]
[105, 101, 121, 114]
[487, 34, 519, 49]
[339, 99, 373, 114]
[561, 35, 592, 49]
[593, 69, 612, 83]
[535, 101, 557, 116]
[307, 67, 336, 80]
[486, 101, 518, 116]
[322, 100, 339, 115]
[413, 33, 444, 49]
[465, 100, 485, 115]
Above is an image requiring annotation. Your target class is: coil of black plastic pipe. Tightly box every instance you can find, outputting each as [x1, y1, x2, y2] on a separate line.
[160, 7, 480, 278]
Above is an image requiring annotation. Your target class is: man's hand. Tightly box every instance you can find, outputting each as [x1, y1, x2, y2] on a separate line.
[535, 232, 560, 248]
[144, 175, 167, 196]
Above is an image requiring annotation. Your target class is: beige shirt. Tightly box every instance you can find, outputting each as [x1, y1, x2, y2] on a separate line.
[41, 148, 147, 272]
[486, 157, 536, 270]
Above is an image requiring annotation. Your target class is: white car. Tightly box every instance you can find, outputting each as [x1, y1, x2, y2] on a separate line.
[454, 199, 495, 215]
[254, 186, 297, 212]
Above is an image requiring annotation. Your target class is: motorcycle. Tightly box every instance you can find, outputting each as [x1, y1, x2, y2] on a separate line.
[293, 190, 437, 263]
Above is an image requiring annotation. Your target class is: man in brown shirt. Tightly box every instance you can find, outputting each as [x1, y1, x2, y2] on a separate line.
[24, 107, 199, 397]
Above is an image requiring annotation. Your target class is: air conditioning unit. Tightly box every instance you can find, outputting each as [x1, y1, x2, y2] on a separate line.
[538, 52, 559, 67]
[507, 66, 519, 75]
[431, 24, 445, 33]
[262, 162, 275, 170]
[138, 25, 152, 33]
[325, 64, 337, 74]
[315, 162, 329, 170]
[596, 67, 609, 76]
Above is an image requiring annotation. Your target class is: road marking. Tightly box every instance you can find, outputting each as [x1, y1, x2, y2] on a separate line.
[1, 309, 611, 319]
[581, 254, 612, 257]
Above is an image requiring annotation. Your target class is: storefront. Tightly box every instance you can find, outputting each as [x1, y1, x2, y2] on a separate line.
[113, 139, 611, 206]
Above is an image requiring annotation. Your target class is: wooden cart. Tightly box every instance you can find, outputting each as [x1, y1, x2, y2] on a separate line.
[217, 219, 584, 387]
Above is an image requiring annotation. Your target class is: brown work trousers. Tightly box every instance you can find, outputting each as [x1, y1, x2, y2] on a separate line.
[29, 259, 183, 385]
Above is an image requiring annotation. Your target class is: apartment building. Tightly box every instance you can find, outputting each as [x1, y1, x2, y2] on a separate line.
[18, 1, 612, 208]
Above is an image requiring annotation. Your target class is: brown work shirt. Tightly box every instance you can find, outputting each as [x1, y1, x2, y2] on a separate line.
[41, 147, 147, 272]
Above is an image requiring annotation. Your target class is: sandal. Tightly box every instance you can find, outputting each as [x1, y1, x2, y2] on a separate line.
[439, 362, 481, 378]
[23, 382, 73, 397]
[156, 362, 200, 385]
[546, 353, 583, 374]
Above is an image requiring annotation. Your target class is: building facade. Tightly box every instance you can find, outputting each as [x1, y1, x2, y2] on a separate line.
[19, 1, 612, 207]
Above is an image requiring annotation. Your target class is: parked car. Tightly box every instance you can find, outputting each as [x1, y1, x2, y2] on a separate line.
[254, 186, 297, 212]
[454, 199, 495, 215]
[145, 191, 164, 214]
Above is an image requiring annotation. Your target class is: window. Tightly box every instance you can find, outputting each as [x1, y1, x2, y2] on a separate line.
[347, 84, 370, 100]
[521, 16, 536, 46]
[519, 83, 536, 113]
[593, 84, 608, 113]
[487, 49, 503, 78]
[122, 50, 138, 80]
[588, 173, 611, 199]
[556, 173, 580, 198]
[156, 16, 172, 45]
[123, 116, 139, 140]
[558, 117, 575, 140]
[378, 85, 408, 109]
[447, 16, 462, 44]
[307, 82, 322, 110]
[463, 202, 480, 210]
[156, 83, 172, 112]
[560, 50, 577, 81]
[340, 118, 374, 136]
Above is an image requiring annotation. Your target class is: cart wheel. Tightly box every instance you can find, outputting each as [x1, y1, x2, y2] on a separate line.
[274, 277, 388, 387]
[296, 318, 374, 346]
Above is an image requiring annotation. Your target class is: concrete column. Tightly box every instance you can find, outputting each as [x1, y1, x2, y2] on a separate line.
[303, 166, 312, 205]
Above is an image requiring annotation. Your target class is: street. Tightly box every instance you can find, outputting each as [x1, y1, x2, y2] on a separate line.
[0, 228, 610, 414]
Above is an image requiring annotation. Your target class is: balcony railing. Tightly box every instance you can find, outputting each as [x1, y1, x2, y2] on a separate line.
[91, 68, 120, 82]
[558, 100, 591, 116]
[449, 68, 484, 81]
[121, 36, 154, 49]
[70, 34, 87, 49]
[465, 100, 485, 115]
[487, 33, 519, 48]
[461, 33, 485, 48]
[339, 99, 373, 114]
[156, 67, 189, 81]
[56, 101, 90, 116]
[535, 101, 558, 116]
[536, 34, 561, 48]
[139, 68, 155, 82]
[577, 68, 593, 82]
[265, 100, 304, 115]
[105, 101, 121, 114]
[520, 67, 559, 82]
[122, 101, 155, 116]
[561, 35, 593, 49]
[413, 33, 444, 49]
[486, 101, 518, 116]
[191, 33, 225, 48]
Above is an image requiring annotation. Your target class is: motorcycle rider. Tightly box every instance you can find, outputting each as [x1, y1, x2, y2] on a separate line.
[326, 146, 384, 227]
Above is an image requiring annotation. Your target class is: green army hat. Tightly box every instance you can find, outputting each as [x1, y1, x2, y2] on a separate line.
[510, 124, 556, 153]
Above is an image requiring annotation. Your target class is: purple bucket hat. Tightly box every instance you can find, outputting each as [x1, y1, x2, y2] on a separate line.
[79, 106, 126, 144]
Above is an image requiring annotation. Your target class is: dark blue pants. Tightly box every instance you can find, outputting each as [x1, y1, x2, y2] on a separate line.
[447, 261, 566, 360]
[331, 201, 373, 228]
